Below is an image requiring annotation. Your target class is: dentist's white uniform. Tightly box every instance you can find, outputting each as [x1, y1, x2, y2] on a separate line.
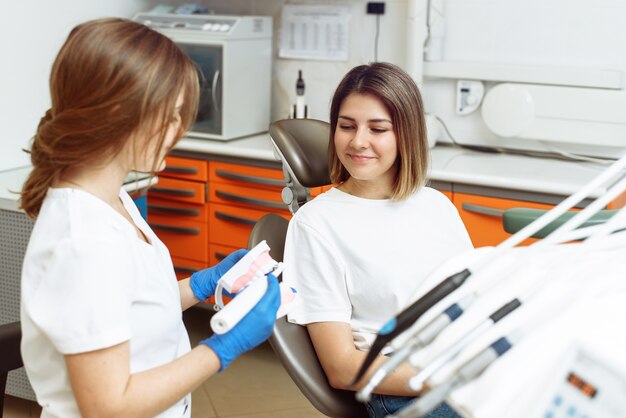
[21, 188, 191, 418]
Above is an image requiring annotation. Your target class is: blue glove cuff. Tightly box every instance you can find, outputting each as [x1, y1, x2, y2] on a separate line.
[189, 272, 208, 301]
[201, 335, 235, 372]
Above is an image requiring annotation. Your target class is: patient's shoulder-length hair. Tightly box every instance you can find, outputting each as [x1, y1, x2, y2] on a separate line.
[328, 62, 428, 201]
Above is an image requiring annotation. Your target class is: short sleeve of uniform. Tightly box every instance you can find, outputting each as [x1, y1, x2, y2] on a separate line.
[25, 237, 134, 354]
[283, 218, 352, 325]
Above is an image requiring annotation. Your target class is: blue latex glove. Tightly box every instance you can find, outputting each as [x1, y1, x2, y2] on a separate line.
[202, 273, 280, 371]
[190, 249, 248, 301]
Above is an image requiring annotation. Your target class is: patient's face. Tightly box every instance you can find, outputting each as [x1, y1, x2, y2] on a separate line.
[334, 93, 398, 194]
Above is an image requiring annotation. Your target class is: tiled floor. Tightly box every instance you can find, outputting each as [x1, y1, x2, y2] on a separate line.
[3, 307, 326, 418]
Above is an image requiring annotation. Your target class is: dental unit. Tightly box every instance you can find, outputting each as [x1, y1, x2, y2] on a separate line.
[351, 151, 626, 387]
[389, 246, 621, 418]
[349, 150, 626, 417]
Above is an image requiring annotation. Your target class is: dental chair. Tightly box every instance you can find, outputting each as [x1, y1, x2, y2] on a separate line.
[255, 119, 610, 418]
[247, 119, 368, 418]
[0, 321, 23, 417]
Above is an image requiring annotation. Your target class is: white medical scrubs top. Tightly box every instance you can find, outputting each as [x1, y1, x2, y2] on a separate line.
[284, 187, 473, 352]
[20, 188, 191, 418]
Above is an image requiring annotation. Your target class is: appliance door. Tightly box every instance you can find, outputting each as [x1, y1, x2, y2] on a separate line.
[177, 42, 223, 136]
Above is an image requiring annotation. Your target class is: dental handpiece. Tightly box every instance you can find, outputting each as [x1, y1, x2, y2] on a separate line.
[356, 293, 477, 402]
[351, 268, 472, 386]
[408, 297, 521, 392]
[391, 332, 519, 418]
[398, 259, 612, 418]
[362, 244, 553, 400]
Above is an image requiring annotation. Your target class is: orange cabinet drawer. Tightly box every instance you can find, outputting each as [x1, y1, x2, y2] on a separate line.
[171, 256, 207, 281]
[148, 197, 208, 222]
[209, 203, 290, 248]
[209, 161, 285, 190]
[209, 243, 240, 266]
[310, 186, 323, 198]
[170, 256, 226, 304]
[310, 185, 337, 198]
[149, 177, 206, 205]
[209, 182, 289, 213]
[161, 156, 208, 182]
[454, 193, 554, 247]
[149, 214, 209, 262]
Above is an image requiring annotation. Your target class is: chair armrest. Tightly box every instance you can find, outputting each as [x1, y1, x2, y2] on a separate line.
[503, 208, 616, 238]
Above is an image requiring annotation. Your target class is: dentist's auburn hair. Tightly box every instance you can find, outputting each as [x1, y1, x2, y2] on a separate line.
[328, 62, 428, 201]
[20, 18, 199, 218]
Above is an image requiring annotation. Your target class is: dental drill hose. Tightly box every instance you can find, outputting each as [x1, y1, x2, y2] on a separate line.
[357, 294, 474, 402]
[351, 268, 471, 386]
[392, 334, 516, 418]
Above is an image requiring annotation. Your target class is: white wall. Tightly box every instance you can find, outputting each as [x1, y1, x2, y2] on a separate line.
[159, 0, 409, 122]
[0, 0, 152, 171]
[419, 0, 626, 158]
[4, 0, 623, 171]
[1, 0, 408, 172]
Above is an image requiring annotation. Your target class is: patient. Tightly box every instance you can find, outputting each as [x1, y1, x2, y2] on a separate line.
[282, 62, 473, 418]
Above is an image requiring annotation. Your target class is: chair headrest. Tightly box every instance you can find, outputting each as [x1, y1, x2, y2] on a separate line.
[269, 119, 331, 188]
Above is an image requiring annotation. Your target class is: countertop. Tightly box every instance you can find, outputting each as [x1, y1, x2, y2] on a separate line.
[1, 135, 615, 212]
[174, 133, 614, 198]
[176, 133, 279, 162]
[0, 168, 156, 212]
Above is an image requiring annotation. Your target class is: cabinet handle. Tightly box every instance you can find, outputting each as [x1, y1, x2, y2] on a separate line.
[215, 211, 257, 226]
[162, 165, 198, 175]
[215, 169, 285, 187]
[461, 203, 505, 218]
[149, 223, 200, 235]
[151, 186, 196, 197]
[174, 265, 200, 275]
[212, 70, 221, 113]
[148, 204, 201, 216]
[215, 190, 286, 209]
[214, 252, 227, 261]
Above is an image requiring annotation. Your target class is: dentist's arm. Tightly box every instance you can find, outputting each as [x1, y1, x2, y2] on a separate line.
[307, 321, 420, 396]
[65, 274, 280, 418]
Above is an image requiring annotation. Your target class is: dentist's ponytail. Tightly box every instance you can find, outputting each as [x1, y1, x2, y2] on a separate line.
[20, 18, 198, 218]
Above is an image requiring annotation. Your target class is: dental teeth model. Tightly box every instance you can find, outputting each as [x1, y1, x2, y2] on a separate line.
[210, 240, 298, 334]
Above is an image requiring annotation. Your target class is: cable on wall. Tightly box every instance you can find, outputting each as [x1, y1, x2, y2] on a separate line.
[366, 2, 385, 62]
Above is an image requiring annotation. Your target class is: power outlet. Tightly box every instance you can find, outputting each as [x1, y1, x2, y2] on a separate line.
[367, 2, 385, 15]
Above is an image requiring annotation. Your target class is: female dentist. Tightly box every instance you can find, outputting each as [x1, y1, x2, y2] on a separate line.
[19, 18, 280, 418]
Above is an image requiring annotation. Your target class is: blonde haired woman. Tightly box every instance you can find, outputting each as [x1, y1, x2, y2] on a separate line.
[283, 63, 472, 417]
[20, 18, 279, 418]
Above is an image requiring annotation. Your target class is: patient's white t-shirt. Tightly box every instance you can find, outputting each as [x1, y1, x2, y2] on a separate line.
[21, 188, 191, 418]
[283, 186, 473, 352]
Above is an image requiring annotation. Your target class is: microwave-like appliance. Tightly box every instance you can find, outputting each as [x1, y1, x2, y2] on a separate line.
[134, 13, 272, 141]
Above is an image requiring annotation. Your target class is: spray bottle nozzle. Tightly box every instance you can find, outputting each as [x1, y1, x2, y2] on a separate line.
[296, 70, 305, 96]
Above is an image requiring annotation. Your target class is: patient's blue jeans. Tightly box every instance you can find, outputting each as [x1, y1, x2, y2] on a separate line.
[365, 394, 460, 418]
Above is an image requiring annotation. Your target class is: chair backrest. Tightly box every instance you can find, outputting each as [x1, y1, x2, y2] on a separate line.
[269, 119, 331, 214]
[248, 213, 368, 418]
[0, 321, 23, 416]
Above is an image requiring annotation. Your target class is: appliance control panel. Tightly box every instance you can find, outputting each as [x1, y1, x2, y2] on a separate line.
[535, 347, 626, 418]
[133, 13, 271, 39]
